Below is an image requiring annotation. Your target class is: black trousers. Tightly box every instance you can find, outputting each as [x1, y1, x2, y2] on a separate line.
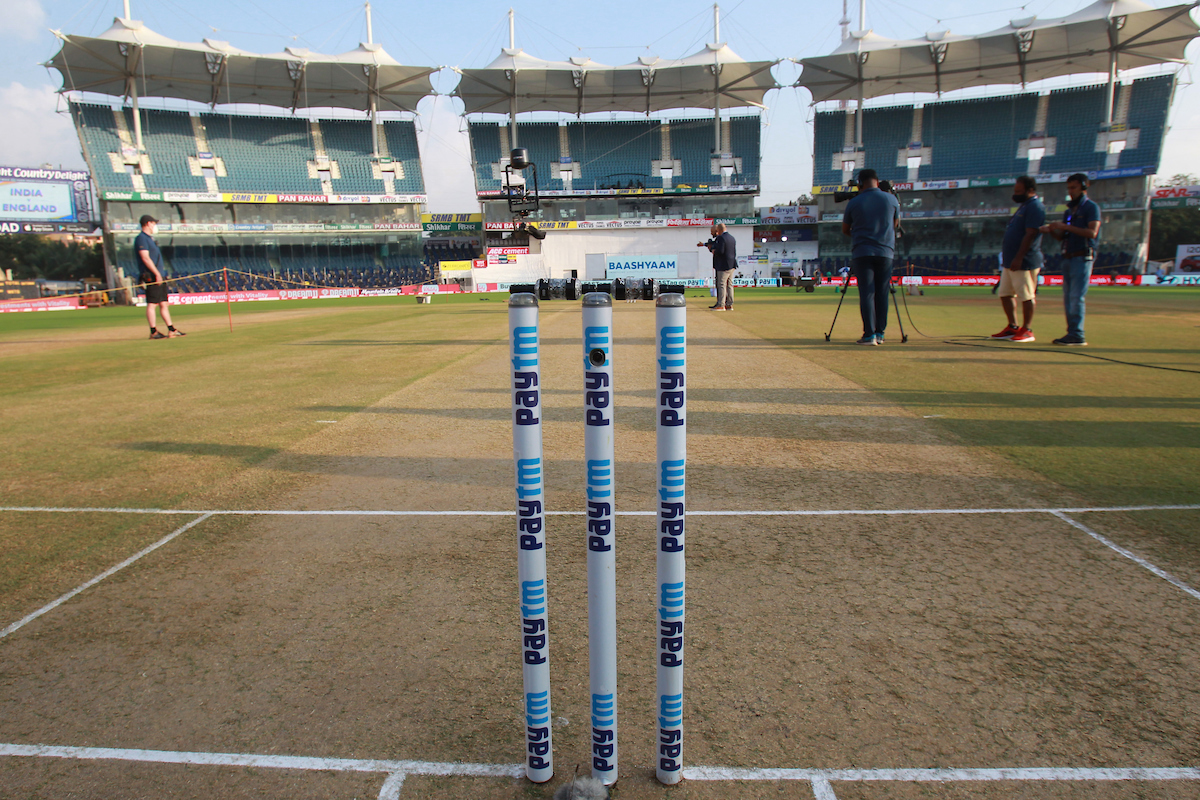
[851, 256, 893, 336]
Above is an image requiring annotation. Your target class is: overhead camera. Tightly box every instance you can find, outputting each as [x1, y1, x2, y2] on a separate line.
[503, 147, 545, 239]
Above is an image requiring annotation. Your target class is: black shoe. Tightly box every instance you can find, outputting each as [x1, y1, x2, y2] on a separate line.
[1052, 335, 1087, 346]
[149, 331, 167, 340]
[855, 335, 878, 346]
[168, 329, 187, 337]
[709, 304, 722, 309]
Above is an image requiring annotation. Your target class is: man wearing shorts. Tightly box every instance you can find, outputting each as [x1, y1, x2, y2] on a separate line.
[992, 176, 1045, 343]
[134, 215, 184, 339]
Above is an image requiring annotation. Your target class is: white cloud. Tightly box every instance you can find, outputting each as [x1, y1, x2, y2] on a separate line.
[6, 0, 47, 41]
[0, 82, 85, 169]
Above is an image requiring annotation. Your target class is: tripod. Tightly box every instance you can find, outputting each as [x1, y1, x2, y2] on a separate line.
[823, 269, 909, 343]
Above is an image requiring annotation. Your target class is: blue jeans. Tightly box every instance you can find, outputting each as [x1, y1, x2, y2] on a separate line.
[1062, 256, 1093, 338]
[852, 256, 893, 336]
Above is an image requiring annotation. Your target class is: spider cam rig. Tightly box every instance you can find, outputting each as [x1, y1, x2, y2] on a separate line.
[504, 148, 547, 241]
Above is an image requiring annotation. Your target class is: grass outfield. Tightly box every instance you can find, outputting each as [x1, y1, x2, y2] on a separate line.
[1, 286, 1197, 619]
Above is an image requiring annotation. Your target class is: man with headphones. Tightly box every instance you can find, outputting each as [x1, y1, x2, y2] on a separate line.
[1041, 173, 1101, 346]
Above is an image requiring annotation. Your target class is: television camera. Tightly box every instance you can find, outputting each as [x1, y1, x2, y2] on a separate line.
[503, 147, 546, 240]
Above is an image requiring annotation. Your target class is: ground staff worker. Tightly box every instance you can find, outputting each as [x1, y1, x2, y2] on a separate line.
[1041, 173, 1101, 346]
[841, 169, 900, 345]
[135, 214, 185, 340]
[991, 176, 1045, 343]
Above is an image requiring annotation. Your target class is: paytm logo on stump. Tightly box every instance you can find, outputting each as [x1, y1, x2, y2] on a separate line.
[606, 254, 678, 280]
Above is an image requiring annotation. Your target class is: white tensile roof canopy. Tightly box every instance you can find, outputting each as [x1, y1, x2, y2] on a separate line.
[796, 0, 1199, 104]
[452, 43, 778, 116]
[45, 17, 437, 112]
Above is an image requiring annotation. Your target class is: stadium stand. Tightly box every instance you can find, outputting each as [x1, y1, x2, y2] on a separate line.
[515, 122, 566, 191]
[469, 121, 504, 191]
[135, 108, 209, 193]
[468, 115, 759, 193]
[72, 101, 426, 196]
[921, 94, 1040, 181]
[728, 116, 761, 186]
[201, 113, 321, 193]
[380, 120, 426, 194]
[668, 118, 718, 186]
[567, 120, 660, 189]
[1121, 74, 1173, 170]
[72, 103, 135, 190]
[813, 77, 1172, 185]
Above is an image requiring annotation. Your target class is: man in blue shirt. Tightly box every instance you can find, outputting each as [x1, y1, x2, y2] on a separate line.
[842, 169, 901, 345]
[134, 214, 185, 339]
[991, 176, 1046, 343]
[1041, 173, 1101, 345]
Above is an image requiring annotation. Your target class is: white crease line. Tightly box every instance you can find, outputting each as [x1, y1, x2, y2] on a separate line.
[2, 504, 1198, 517]
[1, 746, 1195, 784]
[0, 743, 521, 777]
[0, 514, 213, 641]
[686, 766, 1200, 782]
[377, 772, 406, 800]
[1051, 511, 1200, 602]
[811, 775, 839, 799]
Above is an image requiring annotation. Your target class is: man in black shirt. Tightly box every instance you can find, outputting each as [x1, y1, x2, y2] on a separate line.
[134, 214, 185, 339]
[698, 223, 737, 310]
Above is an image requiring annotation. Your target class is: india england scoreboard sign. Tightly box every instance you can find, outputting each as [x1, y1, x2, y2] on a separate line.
[0, 166, 96, 234]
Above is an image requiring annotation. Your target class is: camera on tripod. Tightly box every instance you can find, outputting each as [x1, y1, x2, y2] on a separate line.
[834, 176, 895, 203]
[503, 147, 546, 239]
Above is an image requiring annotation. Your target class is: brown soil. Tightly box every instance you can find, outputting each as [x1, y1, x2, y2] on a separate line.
[1, 301, 1196, 799]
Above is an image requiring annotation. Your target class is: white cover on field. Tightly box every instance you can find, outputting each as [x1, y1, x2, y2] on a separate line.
[479, 253, 550, 284]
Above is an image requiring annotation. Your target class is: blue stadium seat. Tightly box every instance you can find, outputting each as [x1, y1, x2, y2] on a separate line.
[202, 113, 320, 193]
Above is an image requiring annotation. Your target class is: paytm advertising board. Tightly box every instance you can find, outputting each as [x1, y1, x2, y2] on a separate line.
[0, 166, 96, 234]
[605, 254, 678, 280]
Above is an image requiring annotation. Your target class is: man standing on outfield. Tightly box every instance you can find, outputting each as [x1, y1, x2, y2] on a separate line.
[1041, 173, 1101, 346]
[698, 222, 737, 310]
[135, 214, 184, 340]
[991, 176, 1045, 343]
[842, 169, 900, 345]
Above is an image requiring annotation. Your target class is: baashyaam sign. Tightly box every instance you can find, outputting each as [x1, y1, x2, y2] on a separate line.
[605, 254, 678, 280]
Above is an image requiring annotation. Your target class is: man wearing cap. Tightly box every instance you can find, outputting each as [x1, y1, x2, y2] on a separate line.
[135, 215, 184, 339]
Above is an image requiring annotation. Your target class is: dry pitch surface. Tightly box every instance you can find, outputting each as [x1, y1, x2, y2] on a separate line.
[1, 301, 1197, 799]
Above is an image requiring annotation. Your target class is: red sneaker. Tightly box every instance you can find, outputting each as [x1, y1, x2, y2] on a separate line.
[990, 324, 1020, 340]
[1010, 327, 1035, 342]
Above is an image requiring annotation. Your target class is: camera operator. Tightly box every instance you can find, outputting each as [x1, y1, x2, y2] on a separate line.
[841, 169, 900, 345]
[698, 222, 737, 310]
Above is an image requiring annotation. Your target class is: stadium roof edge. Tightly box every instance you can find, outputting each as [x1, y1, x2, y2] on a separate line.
[45, 17, 436, 113]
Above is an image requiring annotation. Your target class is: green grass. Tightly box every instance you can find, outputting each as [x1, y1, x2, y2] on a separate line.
[0, 294, 515, 613]
[1, 286, 1198, 615]
[718, 285, 1200, 506]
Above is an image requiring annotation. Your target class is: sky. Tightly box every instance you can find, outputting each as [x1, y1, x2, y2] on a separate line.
[3, 0, 1199, 212]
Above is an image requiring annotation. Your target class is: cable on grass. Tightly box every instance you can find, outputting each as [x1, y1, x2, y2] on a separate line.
[896, 280, 1200, 374]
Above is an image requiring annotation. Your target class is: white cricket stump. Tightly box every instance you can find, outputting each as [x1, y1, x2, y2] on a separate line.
[509, 293, 553, 784]
[654, 292, 687, 785]
[582, 293, 618, 785]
